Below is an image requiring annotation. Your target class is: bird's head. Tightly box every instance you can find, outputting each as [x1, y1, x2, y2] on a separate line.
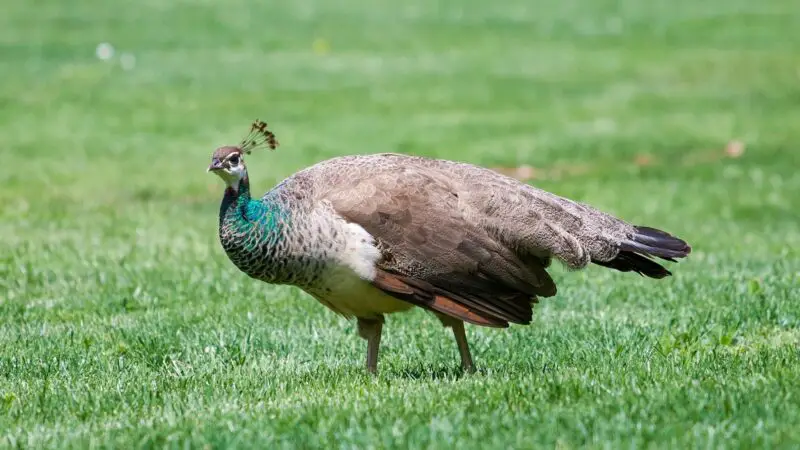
[208, 146, 247, 188]
[207, 120, 279, 191]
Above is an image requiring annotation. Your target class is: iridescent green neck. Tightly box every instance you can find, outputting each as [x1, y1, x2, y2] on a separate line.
[219, 175, 286, 235]
[220, 176, 250, 226]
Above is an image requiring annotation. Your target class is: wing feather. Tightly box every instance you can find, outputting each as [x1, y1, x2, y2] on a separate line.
[322, 167, 556, 326]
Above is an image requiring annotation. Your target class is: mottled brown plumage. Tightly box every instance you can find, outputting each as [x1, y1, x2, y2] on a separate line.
[209, 129, 692, 373]
[301, 154, 689, 327]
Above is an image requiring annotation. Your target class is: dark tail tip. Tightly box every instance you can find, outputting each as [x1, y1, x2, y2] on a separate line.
[592, 226, 691, 279]
[593, 252, 672, 279]
[624, 226, 692, 260]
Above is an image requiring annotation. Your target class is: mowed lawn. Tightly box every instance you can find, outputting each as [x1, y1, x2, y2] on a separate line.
[1, 0, 799, 447]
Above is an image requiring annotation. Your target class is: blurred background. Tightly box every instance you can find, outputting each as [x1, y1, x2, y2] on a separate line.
[1, 0, 799, 447]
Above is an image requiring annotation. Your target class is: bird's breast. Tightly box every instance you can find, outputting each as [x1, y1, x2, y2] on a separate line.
[307, 264, 414, 318]
[219, 223, 321, 285]
[304, 219, 414, 318]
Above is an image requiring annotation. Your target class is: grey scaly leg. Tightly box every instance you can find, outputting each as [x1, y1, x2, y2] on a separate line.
[450, 320, 475, 373]
[357, 316, 384, 374]
[435, 314, 476, 372]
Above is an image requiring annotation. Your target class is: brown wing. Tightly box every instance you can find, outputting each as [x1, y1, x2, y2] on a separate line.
[323, 166, 557, 327]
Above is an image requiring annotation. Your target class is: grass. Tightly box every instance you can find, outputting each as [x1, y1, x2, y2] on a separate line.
[1, 0, 799, 447]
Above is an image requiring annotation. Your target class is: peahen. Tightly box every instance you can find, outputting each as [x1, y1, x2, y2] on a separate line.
[208, 120, 692, 373]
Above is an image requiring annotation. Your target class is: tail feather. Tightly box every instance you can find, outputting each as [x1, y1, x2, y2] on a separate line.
[593, 251, 672, 279]
[593, 226, 691, 279]
[624, 226, 692, 259]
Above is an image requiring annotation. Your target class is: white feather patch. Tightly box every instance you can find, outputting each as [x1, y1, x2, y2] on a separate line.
[310, 221, 412, 318]
[339, 222, 381, 281]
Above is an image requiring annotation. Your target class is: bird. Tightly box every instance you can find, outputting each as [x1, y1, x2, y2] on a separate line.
[207, 120, 692, 374]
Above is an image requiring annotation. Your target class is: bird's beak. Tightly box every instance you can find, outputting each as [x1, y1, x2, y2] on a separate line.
[207, 160, 223, 172]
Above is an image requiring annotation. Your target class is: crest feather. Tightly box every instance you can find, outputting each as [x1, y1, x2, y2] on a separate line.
[239, 119, 279, 154]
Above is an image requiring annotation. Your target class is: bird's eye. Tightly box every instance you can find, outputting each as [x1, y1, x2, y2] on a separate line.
[228, 155, 240, 166]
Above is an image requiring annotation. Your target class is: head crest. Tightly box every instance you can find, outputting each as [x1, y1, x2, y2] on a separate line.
[239, 119, 279, 154]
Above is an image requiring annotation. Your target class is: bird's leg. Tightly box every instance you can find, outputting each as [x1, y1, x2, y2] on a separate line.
[451, 320, 475, 373]
[357, 316, 384, 374]
[435, 314, 476, 373]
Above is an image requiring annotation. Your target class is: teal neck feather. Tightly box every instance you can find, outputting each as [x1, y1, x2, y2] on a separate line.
[220, 175, 253, 226]
[219, 174, 287, 244]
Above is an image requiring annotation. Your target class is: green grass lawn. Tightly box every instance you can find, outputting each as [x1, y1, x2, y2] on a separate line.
[2, 0, 800, 447]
